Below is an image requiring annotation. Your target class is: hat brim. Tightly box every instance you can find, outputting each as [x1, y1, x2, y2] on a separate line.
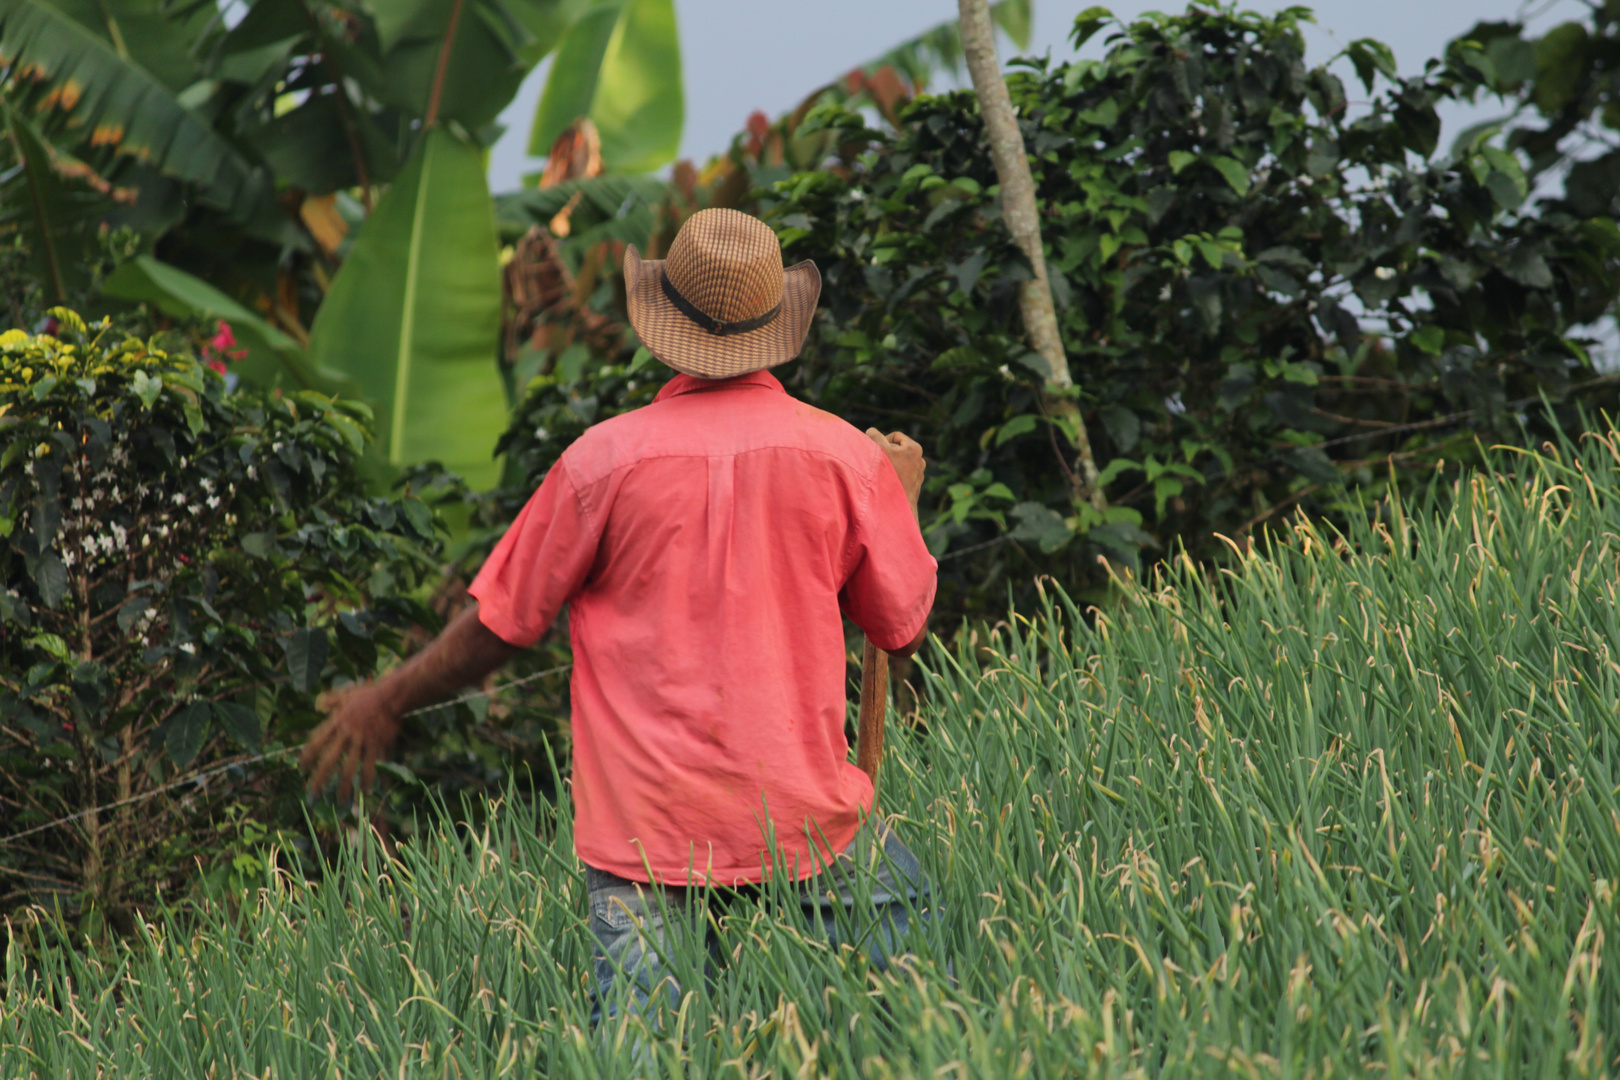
[624, 245, 821, 379]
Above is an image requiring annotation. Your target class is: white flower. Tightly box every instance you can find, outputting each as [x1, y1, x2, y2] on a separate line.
[158, 525, 170, 538]
[179, 642, 196, 655]
[70, 497, 84, 512]
[1375, 266, 1396, 281]
[173, 492, 186, 505]
[61, 549, 75, 567]
[200, 478, 214, 494]
[1159, 283, 1173, 301]
[142, 535, 151, 548]
[188, 504, 201, 516]
[206, 496, 220, 509]
[246, 466, 257, 481]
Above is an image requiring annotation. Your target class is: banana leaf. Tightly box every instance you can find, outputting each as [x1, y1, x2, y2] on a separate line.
[850, 0, 1033, 92]
[0, 0, 266, 216]
[40, 0, 214, 93]
[0, 102, 104, 302]
[528, 0, 681, 173]
[494, 173, 665, 244]
[373, 0, 572, 136]
[305, 127, 507, 490]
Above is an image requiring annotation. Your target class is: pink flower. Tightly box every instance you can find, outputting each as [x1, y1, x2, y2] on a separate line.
[202, 319, 247, 371]
[210, 320, 236, 352]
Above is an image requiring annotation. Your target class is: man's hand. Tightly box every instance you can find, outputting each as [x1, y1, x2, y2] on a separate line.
[300, 681, 402, 802]
[299, 604, 520, 802]
[865, 428, 926, 511]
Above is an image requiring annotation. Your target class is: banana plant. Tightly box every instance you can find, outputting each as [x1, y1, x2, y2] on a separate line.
[305, 126, 507, 488]
[0, 101, 106, 303]
[0, 0, 268, 217]
[1, 0, 631, 492]
[528, 0, 682, 173]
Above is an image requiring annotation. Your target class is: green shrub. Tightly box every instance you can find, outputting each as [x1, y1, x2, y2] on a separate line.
[5, 421, 1619, 1076]
[0, 311, 440, 935]
[494, 6, 1620, 626]
[770, 6, 1620, 603]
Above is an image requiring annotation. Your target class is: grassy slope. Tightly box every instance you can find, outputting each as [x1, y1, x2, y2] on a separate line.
[5, 428, 1620, 1078]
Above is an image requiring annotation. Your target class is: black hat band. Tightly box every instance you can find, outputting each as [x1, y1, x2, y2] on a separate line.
[661, 271, 782, 336]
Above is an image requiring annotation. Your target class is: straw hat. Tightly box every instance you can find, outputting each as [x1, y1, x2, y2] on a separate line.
[625, 208, 821, 379]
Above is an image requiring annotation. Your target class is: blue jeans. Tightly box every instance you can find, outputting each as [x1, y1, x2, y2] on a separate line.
[586, 818, 932, 1025]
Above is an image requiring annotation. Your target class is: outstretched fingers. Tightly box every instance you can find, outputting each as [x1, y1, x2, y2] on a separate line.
[360, 744, 379, 800]
[303, 722, 353, 798]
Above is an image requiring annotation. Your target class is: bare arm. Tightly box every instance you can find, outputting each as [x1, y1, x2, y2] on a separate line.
[300, 603, 520, 800]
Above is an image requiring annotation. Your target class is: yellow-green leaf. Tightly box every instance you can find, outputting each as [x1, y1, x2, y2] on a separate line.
[306, 128, 506, 490]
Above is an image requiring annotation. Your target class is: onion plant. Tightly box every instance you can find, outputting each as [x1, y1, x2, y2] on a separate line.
[5, 426, 1619, 1077]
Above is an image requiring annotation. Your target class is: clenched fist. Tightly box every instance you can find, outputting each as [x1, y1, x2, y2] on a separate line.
[865, 428, 926, 511]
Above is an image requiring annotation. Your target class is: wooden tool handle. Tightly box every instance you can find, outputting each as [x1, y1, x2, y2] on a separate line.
[855, 638, 889, 783]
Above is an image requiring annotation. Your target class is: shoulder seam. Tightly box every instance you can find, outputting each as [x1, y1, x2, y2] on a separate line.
[568, 443, 875, 490]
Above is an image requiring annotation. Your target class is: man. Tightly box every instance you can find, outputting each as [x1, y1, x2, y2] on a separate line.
[301, 208, 937, 1013]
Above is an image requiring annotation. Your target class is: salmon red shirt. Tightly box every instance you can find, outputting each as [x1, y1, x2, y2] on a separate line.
[469, 371, 937, 885]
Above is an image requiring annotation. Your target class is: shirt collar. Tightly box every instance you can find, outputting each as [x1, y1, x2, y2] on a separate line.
[654, 369, 784, 403]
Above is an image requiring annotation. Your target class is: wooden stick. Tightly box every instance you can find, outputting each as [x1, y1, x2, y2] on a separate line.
[855, 638, 889, 784]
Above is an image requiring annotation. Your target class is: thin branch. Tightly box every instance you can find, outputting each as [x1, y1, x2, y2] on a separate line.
[423, 0, 467, 129]
[1311, 407, 1401, 429]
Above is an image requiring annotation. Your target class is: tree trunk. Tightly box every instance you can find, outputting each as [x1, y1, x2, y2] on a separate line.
[957, 0, 1107, 513]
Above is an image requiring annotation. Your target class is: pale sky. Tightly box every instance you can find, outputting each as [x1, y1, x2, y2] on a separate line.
[487, 1, 1578, 192]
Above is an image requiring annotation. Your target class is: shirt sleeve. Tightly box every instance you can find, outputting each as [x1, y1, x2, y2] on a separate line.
[468, 458, 602, 648]
[838, 456, 938, 652]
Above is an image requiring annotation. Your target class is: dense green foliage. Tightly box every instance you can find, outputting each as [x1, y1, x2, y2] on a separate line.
[774, 6, 1620, 603]
[0, 312, 441, 932]
[1460, 2, 1620, 211]
[6, 425, 1619, 1075]
[494, 5, 1620, 627]
[0, 0, 695, 487]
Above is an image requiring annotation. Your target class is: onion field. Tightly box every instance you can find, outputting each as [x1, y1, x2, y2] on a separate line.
[5, 429, 1620, 1078]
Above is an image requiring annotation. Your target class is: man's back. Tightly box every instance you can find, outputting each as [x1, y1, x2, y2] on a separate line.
[470, 371, 935, 885]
